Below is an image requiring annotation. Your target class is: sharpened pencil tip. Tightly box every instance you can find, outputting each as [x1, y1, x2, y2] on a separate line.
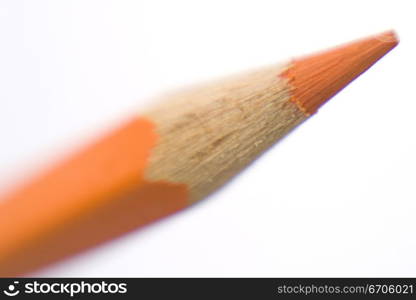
[375, 30, 399, 45]
[283, 30, 399, 115]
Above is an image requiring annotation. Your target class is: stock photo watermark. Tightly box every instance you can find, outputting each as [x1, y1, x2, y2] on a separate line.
[2, 280, 127, 297]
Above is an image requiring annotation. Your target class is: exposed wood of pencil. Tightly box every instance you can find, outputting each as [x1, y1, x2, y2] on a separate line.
[0, 31, 398, 276]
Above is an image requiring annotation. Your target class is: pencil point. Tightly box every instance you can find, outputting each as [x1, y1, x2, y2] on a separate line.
[283, 31, 399, 115]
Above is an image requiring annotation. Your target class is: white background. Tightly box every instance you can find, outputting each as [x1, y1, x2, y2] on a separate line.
[0, 0, 415, 277]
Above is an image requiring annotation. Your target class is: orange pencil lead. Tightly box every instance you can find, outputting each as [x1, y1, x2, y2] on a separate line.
[284, 31, 399, 115]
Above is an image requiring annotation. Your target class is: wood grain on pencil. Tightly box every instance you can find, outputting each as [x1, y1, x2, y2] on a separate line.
[0, 31, 398, 276]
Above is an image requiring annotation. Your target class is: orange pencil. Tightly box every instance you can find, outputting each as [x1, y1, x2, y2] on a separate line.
[0, 31, 398, 276]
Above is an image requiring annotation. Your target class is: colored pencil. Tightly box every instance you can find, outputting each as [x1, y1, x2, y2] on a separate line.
[0, 31, 398, 276]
